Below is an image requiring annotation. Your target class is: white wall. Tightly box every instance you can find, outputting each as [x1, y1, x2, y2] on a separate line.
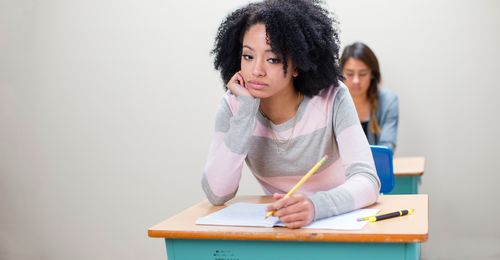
[1, 0, 499, 259]
[332, 1, 500, 259]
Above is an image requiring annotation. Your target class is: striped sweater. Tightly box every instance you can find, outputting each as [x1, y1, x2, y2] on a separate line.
[202, 82, 380, 221]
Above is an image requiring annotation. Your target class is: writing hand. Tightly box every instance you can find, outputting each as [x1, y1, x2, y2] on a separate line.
[266, 193, 315, 229]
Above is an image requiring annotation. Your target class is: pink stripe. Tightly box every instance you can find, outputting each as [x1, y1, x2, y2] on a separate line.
[292, 95, 330, 136]
[336, 124, 375, 168]
[253, 86, 340, 138]
[204, 132, 244, 196]
[338, 175, 379, 208]
[253, 160, 346, 195]
[224, 92, 240, 115]
[253, 120, 273, 138]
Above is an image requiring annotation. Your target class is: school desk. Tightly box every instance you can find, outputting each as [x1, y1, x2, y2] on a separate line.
[391, 157, 425, 194]
[148, 194, 428, 260]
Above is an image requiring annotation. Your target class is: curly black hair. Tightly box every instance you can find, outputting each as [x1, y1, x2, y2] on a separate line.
[212, 0, 342, 97]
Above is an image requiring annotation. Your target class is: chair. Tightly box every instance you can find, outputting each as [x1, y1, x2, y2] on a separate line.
[370, 145, 395, 194]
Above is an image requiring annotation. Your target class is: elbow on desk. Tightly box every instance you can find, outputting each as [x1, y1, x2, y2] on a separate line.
[201, 180, 237, 206]
[362, 174, 381, 207]
[209, 199, 227, 206]
[206, 193, 235, 206]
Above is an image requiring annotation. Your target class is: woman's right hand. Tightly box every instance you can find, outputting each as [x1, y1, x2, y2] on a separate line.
[227, 71, 252, 97]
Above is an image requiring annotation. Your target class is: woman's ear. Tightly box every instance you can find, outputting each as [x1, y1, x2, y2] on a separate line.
[293, 68, 299, 77]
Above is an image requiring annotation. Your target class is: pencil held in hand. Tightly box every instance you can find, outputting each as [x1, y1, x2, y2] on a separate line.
[265, 155, 328, 219]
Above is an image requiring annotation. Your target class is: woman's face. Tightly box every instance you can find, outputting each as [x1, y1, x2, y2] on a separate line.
[240, 23, 296, 99]
[342, 58, 372, 99]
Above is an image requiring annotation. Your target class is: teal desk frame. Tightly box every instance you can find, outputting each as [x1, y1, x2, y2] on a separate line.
[165, 239, 421, 260]
[149, 195, 428, 260]
[390, 157, 425, 194]
[391, 176, 420, 194]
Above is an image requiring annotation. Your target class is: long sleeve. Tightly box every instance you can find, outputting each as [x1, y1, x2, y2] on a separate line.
[377, 92, 399, 150]
[201, 92, 260, 205]
[308, 86, 380, 221]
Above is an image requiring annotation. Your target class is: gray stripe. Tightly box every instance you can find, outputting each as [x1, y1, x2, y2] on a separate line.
[201, 174, 238, 206]
[309, 187, 355, 221]
[332, 87, 360, 134]
[246, 128, 339, 177]
[214, 98, 232, 132]
[222, 95, 260, 154]
[308, 161, 379, 220]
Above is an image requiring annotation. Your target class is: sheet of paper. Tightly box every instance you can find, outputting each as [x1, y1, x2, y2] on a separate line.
[196, 203, 279, 227]
[277, 208, 380, 230]
[196, 202, 380, 230]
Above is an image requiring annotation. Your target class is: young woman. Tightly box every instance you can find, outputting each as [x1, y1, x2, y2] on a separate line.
[202, 0, 380, 229]
[340, 42, 399, 150]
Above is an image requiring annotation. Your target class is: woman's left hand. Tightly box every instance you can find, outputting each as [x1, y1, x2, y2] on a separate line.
[266, 193, 315, 229]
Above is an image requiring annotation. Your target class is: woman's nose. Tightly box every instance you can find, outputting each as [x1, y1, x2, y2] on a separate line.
[352, 75, 360, 84]
[252, 59, 266, 77]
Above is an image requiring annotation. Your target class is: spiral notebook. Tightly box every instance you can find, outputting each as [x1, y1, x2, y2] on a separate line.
[196, 202, 379, 230]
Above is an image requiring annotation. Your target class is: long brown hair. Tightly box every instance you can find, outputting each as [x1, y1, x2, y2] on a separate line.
[340, 42, 381, 135]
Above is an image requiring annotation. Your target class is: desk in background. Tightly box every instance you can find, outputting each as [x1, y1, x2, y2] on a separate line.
[149, 195, 428, 260]
[391, 157, 425, 194]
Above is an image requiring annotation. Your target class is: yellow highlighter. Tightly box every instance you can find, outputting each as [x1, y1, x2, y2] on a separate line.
[357, 209, 414, 222]
[265, 155, 328, 219]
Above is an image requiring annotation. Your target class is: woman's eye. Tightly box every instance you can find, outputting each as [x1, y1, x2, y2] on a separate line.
[268, 58, 281, 64]
[242, 54, 253, 60]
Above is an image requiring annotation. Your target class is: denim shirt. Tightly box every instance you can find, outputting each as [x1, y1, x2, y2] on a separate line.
[366, 88, 399, 151]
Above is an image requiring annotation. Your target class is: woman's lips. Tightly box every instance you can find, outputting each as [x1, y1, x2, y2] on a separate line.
[247, 81, 268, 90]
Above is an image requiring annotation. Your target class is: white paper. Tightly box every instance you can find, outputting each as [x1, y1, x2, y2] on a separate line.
[290, 208, 380, 230]
[196, 203, 279, 227]
[196, 202, 380, 230]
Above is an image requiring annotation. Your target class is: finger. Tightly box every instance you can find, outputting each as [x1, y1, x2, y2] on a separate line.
[273, 193, 285, 200]
[280, 209, 308, 221]
[267, 196, 291, 212]
[267, 194, 284, 211]
[236, 72, 246, 88]
[273, 199, 304, 217]
[268, 193, 307, 212]
[228, 82, 251, 97]
[227, 73, 244, 96]
[235, 73, 253, 96]
[283, 219, 308, 229]
[279, 208, 314, 229]
[267, 200, 283, 212]
[276, 197, 315, 221]
[267, 193, 286, 212]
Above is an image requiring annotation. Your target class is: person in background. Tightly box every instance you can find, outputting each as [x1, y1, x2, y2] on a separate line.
[201, 0, 380, 229]
[340, 42, 399, 151]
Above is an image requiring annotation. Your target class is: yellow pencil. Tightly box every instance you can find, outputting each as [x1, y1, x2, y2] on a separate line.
[265, 155, 328, 219]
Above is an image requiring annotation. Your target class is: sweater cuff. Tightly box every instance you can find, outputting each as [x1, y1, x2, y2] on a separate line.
[308, 193, 336, 221]
[308, 187, 355, 221]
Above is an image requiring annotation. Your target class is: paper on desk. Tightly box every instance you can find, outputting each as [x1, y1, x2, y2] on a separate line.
[196, 202, 279, 227]
[292, 208, 380, 230]
[196, 202, 380, 230]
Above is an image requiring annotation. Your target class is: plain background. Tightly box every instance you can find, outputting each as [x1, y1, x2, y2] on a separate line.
[1, 0, 499, 259]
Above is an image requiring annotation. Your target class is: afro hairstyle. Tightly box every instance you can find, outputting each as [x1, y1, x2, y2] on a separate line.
[212, 0, 343, 96]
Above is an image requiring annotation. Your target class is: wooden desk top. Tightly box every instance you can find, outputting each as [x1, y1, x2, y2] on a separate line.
[148, 194, 428, 243]
[394, 157, 425, 176]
